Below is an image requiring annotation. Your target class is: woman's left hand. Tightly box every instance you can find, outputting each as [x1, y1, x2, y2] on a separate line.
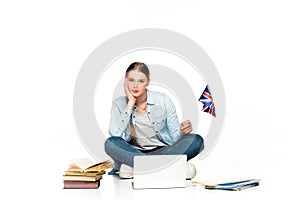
[180, 120, 193, 135]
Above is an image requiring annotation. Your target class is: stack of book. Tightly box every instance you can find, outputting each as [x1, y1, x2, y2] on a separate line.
[63, 158, 114, 189]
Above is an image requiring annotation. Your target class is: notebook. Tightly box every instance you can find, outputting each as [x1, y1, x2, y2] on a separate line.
[132, 155, 187, 189]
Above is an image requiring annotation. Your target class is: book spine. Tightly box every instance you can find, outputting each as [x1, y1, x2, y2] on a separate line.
[63, 175, 102, 181]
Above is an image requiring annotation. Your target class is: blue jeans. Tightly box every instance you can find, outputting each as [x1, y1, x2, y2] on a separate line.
[104, 134, 204, 171]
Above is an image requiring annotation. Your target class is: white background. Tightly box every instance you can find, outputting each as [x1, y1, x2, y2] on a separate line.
[1, 0, 299, 199]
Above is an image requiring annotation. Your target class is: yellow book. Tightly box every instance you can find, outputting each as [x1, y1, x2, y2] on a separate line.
[63, 174, 102, 182]
[64, 171, 105, 177]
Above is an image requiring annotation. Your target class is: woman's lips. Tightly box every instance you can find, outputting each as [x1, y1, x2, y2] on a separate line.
[132, 90, 139, 93]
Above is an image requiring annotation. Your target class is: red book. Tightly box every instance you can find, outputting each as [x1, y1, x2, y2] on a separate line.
[63, 180, 100, 189]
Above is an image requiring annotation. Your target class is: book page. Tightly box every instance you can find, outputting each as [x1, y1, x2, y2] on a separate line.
[71, 158, 96, 170]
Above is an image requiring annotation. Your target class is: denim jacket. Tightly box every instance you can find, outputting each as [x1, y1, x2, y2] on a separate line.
[108, 89, 182, 145]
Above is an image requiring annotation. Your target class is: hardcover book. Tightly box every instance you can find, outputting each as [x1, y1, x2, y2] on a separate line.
[63, 174, 102, 182]
[64, 171, 105, 177]
[63, 180, 100, 189]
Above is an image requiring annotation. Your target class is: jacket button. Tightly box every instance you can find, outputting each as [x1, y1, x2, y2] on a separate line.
[152, 122, 155, 124]
[148, 112, 150, 114]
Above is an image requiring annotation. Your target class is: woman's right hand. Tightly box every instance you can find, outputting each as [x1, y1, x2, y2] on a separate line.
[124, 78, 136, 110]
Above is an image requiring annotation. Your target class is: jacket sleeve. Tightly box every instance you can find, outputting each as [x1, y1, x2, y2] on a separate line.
[108, 99, 132, 137]
[164, 94, 183, 143]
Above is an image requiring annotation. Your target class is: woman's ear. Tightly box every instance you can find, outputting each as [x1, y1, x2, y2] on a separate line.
[146, 79, 151, 87]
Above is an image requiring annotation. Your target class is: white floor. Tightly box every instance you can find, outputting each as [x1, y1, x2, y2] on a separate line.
[60, 155, 293, 200]
[62, 176, 262, 200]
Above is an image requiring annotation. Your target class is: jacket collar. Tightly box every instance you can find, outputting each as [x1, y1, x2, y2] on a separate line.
[146, 89, 155, 105]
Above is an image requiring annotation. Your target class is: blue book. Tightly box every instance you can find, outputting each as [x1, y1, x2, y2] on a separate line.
[205, 179, 260, 191]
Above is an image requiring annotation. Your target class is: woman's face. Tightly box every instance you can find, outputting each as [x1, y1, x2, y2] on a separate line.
[126, 70, 149, 98]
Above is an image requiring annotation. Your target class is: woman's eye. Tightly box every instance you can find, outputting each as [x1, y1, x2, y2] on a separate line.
[139, 80, 145, 83]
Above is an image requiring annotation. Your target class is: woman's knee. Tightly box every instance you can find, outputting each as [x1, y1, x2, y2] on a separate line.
[104, 136, 123, 153]
[190, 134, 204, 152]
[187, 133, 203, 143]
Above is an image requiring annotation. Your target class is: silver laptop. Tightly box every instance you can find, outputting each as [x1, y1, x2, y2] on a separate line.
[132, 155, 187, 189]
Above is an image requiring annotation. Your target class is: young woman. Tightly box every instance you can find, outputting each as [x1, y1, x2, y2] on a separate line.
[104, 62, 204, 179]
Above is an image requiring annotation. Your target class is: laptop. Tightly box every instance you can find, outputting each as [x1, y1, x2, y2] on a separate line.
[132, 155, 187, 189]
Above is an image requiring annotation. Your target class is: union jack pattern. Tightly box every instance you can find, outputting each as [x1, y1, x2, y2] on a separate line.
[199, 85, 216, 117]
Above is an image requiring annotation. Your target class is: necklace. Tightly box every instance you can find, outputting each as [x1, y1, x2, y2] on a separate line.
[136, 105, 146, 110]
[136, 101, 147, 110]
[136, 95, 147, 111]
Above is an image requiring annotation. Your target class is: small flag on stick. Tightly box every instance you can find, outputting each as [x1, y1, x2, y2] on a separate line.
[199, 85, 216, 117]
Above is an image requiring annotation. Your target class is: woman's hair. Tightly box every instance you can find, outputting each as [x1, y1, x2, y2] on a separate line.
[125, 62, 150, 80]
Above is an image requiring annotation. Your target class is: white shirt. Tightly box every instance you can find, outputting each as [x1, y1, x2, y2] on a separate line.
[130, 112, 167, 150]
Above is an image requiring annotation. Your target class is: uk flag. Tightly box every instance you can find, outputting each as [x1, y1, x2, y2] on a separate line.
[199, 85, 216, 117]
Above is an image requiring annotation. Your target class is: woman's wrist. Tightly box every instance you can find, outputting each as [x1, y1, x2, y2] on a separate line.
[127, 100, 136, 110]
